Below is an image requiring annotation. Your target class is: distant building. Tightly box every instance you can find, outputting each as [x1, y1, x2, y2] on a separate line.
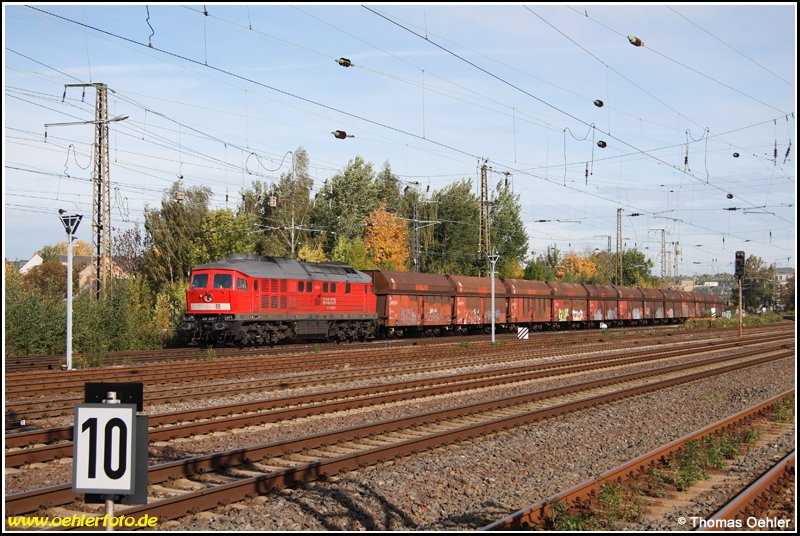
[12, 251, 127, 291]
[776, 267, 794, 287]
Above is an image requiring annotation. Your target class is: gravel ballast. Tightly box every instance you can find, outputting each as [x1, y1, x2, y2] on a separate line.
[174, 356, 794, 531]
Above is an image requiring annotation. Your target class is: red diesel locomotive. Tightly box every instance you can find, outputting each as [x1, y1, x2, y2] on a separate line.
[182, 255, 724, 346]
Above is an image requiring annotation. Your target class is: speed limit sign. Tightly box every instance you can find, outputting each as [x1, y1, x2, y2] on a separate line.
[73, 404, 137, 494]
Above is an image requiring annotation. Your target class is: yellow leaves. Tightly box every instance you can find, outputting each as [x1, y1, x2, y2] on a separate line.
[364, 202, 409, 270]
[556, 254, 598, 281]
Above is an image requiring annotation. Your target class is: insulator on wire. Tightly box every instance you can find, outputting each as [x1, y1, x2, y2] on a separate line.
[593, 99, 604, 108]
[597, 140, 607, 148]
[336, 57, 352, 67]
[627, 35, 644, 47]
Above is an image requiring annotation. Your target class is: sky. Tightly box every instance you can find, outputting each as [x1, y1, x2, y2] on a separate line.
[3, 3, 797, 277]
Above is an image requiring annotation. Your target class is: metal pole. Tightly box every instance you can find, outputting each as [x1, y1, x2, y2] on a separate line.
[738, 276, 743, 338]
[487, 253, 500, 344]
[103, 390, 120, 531]
[66, 234, 74, 371]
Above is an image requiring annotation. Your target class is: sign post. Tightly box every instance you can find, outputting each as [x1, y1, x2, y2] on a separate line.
[74, 383, 147, 530]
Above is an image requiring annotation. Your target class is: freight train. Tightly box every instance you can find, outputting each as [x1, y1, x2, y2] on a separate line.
[181, 254, 724, 346]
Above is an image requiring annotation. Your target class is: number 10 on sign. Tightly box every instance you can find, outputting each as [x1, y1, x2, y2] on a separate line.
[73, 404, 137, 495]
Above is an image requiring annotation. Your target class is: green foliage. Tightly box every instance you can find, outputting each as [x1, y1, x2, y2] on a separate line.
[490, 182, 528, 277]
[331, 237, 377, 270]
[240, 148, 315, 258]
[547, 500, 593, 531]
[426, 179, 480, 276]
[189, 209, 257, 266]
[143, 181, 211, 289]
[731, 255, 781, 312]
[376, 161, 403, 211]
[739, 428, 761, 448]
[5, 264, 65, 356]
[311, 156, 380, 253]
[667, 440, 708, 491]
[620, 248, 654, 287]
[4, 268, 179, 359]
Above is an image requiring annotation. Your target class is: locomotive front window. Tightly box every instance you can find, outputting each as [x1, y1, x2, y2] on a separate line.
[236, 278, 248, 290]
[191, 274, 208, 289]
[298, 281, 305, 292]
[213, 274, 233, 289]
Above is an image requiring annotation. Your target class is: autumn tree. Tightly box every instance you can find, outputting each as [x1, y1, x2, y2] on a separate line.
[364, 203, 409, 270]
[297, 240, 328, 263]
[40, 240, 93, 261]
[557, 253, 598, 282]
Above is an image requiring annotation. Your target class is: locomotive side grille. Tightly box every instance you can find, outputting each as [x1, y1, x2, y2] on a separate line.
[280, 279, 287, 293]
[280, 296, 287, 308]
[261, 295, 269, 308]
[271, 296, 278, 308]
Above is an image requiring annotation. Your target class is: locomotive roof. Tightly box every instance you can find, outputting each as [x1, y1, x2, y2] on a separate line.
[193, 254, 372, 283]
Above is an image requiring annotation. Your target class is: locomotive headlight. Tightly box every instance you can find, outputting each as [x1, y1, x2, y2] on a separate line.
[204, 293, 212, 303]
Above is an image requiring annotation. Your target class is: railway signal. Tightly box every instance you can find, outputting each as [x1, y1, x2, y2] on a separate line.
[735, 251, 745, 338]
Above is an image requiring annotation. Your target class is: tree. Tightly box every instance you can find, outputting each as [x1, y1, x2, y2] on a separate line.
[190, 209, 257, 266]
[240, 147, 315, 257]
[114, 225, 146, 275]
[620, 248, 654, 287]
[780, 274, 794, 312]
[40, 240, 93, 262]
[23, 260, 73, 297]
[143, 181, 211, 288]
[376, 161, 403, 211]
[331, 237, 376, 270]
[364, 202, 409, 270]
[489, 182, 528, 279]
[736, 255, 778, 311]
[311, 157, 379, 253]
[427, 179, 480, 275]
[297, 241, 328, 263]
[523, 244, 560, 281]
[557, 253, 598, 282]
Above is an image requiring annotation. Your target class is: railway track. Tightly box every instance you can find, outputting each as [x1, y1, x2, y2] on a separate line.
[702, 451, 795, 531]
[5, 322, 786, 422]
[6, 327, 791, 425]
[5, 345, 792, 524]
[5, 334, 793, 467]
[4, 323, 777, 374]
[482, 391, 795, 531]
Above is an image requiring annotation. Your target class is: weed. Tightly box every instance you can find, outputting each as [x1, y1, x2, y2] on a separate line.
[668, 441, 707, 491]
[197, 346, 215, 361]
[739, 428, 761, 449]
[547, 500, 594, 531]
[772, 395, 794, 423]
[645, 468, 669, 498]
[457, 341, 471, 349]
[313, 343, 322, 354]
